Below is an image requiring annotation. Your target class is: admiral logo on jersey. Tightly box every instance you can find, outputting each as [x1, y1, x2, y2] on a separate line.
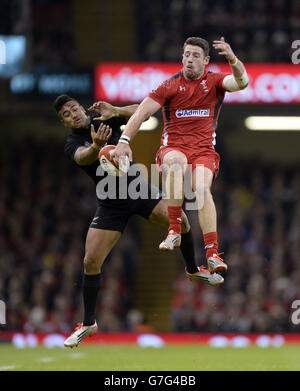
[176, 108, 210, 118]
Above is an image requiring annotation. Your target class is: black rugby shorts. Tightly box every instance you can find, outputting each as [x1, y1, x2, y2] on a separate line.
[90, 187, 162, 233]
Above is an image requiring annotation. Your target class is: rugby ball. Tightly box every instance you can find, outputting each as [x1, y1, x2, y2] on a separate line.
[99, 145, 129, 176]
[99, 145, 120, 176]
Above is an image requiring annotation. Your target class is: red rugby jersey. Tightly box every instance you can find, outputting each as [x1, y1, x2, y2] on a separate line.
[148, 70, 229, 149]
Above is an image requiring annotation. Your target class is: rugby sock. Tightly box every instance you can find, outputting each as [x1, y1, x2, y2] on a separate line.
[82, 273, 101, 326]
[168, 206, 182, 234]
[180, 230, 199, 274]
[204, 232, 218, 259]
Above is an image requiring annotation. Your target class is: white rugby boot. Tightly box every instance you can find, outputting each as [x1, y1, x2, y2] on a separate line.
[207, 253, 228, 274]
[185, 266, 224, 286]
[159, 230, 181, 251]
[64, 321, 98, 348]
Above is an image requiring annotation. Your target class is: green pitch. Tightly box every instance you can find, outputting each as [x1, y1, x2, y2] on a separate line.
[0, 344, 299, 371]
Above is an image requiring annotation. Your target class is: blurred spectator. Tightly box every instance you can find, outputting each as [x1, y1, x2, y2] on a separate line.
[31, 0, 75, 72]
[126, 309, 155, 333]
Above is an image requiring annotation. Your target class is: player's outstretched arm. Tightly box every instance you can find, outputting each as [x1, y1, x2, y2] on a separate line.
[123, 97, 161, 139]
[112, 97, 161, 162]
[213, 36, 249, 91]
[88, 101, 139, 121]
[74, 124, 112, 165]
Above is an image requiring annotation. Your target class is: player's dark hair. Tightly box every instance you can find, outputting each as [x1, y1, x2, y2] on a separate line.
[53, 94, 77, 114]
[183, 37, 209, 57]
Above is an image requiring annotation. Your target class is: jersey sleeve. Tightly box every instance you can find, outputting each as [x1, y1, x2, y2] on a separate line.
[92, 116, 127, 131]
[213, 72, 230, 94]
[105, 116, 127, 128]
[148, 78, 177, 106]
[64, 136, 85, 161]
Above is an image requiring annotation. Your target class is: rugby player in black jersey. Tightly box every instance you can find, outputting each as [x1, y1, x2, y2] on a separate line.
[53, 94, 223, 348]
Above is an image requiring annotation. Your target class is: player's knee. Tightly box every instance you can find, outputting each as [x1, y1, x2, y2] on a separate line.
[204, 184, 212, 198]
[163, 155, 186, 171]
[195, 183, 210, 195]
[84, 254, 101, 274]
[195, 184, 212, 209]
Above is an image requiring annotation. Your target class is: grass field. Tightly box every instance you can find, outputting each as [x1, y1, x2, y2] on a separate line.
[0, 343, 299, 371]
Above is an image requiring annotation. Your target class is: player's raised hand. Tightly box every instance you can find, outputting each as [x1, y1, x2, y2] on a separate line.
[212, 37, 235, 62]
[91, 123, 112, 150]
[88, 101, 118, 121]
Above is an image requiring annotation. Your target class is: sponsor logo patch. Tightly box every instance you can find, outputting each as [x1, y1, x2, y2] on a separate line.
[176, 109, 210, 118]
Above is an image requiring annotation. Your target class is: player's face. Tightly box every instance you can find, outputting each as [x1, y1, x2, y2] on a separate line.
[182, 45, 210, 80]
[59, 101, 89, 129]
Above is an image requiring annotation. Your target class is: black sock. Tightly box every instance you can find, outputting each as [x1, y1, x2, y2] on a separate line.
[180, 230, 199, 274]
[82, 273, 101, 326]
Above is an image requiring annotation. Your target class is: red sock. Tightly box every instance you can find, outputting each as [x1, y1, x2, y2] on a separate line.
[204, 232, 218, 259]
[168, 206, 182, 234]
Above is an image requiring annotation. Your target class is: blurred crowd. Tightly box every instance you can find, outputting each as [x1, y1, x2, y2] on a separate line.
[1, 0, 298, 72]
[0, 0, 75, 72]
[136, 0, 298, 62]
[31, 0, 75, 72]
[0, 142, 139, 333]
[0, 141, 299, 334]
[172, 159, 300, 333]
[1, 0, 300, 335]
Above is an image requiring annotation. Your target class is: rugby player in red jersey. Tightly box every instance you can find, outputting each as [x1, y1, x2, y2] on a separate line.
[113, 36, 249, 277]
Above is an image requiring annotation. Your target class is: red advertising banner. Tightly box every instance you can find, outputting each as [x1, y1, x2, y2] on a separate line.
[94, 62, 181, 103]
[94, 63, 300, 104]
